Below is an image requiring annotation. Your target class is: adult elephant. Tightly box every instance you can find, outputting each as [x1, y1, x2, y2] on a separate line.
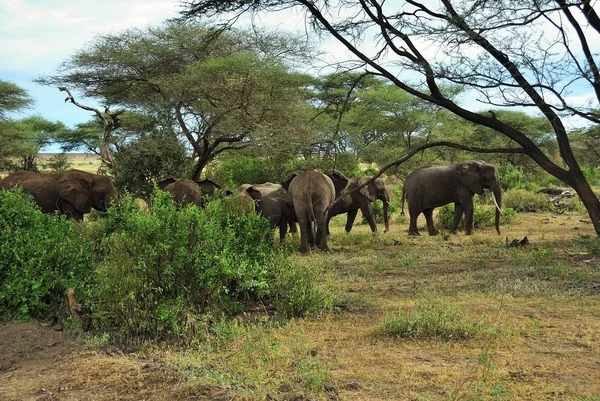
[401, 160, 502, 236]
[158, 178, 204, 207]
[0, 169, 118, 220]
[282, 170, 341, 253]
[325, 171, 390, 234]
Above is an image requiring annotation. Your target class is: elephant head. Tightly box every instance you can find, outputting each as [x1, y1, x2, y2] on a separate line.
[56, 169, 117, 214]
[357, 176, 390, 233]
[236, 184, 262, 210]
[458, 161, 502, 234]
[196, 179, 232, 197]
[324, 170, 349, 196]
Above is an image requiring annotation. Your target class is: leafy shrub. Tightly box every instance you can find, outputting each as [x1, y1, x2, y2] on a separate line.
[437, 202, 517, 230]
[212, 155, 278, 188]
[383, 304, 489, 341]
[498, 164, 526, 190]
[503, 189, 554, 212]
[0, 189, 93, 319]
[87, 190, 329, 342]
[112, 132, 191, 199]
[581, 165, 600, 186]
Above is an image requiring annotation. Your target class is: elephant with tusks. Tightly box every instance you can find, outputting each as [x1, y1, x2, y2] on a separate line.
[401, 160, 502, 236]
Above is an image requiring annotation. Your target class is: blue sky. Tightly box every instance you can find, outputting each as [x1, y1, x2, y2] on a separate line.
[1, 1, 596, 152]
[1, 0, 182, 136]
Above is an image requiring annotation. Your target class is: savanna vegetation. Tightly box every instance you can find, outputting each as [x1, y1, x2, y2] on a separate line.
[1, 1, 600, 400]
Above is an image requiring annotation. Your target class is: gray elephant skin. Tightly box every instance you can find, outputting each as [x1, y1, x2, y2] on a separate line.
[283, 170, 340, 253]
[158, 178, 204, 207]
[242, 183, 297, 241]
[158, 178, 232, 207]
[401, 160, 502, 236]
[326, 172, 390, 234]
[0, 169, 118, 220]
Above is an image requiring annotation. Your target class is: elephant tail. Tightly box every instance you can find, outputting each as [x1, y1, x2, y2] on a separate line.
[400, 185, 406, 217]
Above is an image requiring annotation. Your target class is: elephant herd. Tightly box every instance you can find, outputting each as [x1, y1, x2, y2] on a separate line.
[0, 160, 503, 253]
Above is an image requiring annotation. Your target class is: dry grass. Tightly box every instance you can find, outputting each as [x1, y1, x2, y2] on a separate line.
[1, 209, 600, 400]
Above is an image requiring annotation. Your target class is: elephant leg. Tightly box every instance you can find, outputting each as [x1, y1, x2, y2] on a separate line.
[345, 209, 359, 233]
[408, 208, 420, 236]
[279, 217, 288, 242]
[423, 208, 439, 236]
[464, 199, 475, 235]
[298, 215, 311, 253]
[315, 213, 329, 251]
[360, 203, 378, 233]
[450, 203, 463, 234]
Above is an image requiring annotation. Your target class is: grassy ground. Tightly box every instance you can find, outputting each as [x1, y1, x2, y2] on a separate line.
[1, 206, 600, 400]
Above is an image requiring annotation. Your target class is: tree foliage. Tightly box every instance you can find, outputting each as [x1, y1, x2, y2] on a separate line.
[38, 21, 316, 179]
[0, 80, 32, 121]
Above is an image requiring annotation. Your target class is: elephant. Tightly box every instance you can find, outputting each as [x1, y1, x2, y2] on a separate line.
[158, 178, 204, 207]
[235, 184, 262, 211]
[197, 178, 232, 197]
[325, 171, 390, 234]
[243, 183, 298, 241]
[0, 169, 118, 220]
[282, 169, 341, 253]
[401, 160, 502, 236]
[240, 182, 298, 237]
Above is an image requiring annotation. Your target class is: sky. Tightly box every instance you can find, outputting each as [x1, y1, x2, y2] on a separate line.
[0, 0, 596, 152]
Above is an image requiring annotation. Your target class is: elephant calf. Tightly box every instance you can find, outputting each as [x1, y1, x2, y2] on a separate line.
[0, 169, 118, 220]
[401, 160, 502, 236]
[245, 183, 297, 242]
[325, 171, 390, 235]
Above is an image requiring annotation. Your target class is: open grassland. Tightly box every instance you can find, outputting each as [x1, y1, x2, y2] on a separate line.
[1, 209, 600, 400]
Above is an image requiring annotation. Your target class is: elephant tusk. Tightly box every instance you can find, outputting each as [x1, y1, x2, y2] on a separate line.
[491, 191, 503, 214]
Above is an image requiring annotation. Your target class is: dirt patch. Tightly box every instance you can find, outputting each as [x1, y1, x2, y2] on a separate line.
[0, 322, 213, 401]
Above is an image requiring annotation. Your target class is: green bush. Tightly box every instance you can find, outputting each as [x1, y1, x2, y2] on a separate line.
[437, 202, 517, 230]
[87, 190, 329, 342]
[0, 189, 93, 319]
[212, 155, 278, 188]
[503, 189, 554, 212]
[498, 164, 526, 190]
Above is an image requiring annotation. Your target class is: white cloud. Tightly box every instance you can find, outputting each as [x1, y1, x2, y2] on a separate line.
[0, 0, 181, 71]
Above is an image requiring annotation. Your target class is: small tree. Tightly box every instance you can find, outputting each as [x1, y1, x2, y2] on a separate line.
[112, 132, 191, 200]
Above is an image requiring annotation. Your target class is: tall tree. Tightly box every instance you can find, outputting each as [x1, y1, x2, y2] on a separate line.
[38, 21, 315, 180]
[182, 0, 600, 235]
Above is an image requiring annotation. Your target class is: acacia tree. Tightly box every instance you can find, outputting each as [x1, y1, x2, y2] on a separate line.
[182, 0, 600, 235]
[39, 21, 315, 180]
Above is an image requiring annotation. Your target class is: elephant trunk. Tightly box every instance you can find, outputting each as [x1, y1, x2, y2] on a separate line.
[381, 192, 390, 233]
[491, 186, 502, 235]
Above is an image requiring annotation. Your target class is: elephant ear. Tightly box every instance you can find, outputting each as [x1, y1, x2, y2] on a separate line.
[358, 176, 379, 202]
[458, 161, 484, 195]
[325, 170, 349, 195]
[281, 172, 298, 191]
[245, 186, 262, 201]
[57, 170, 93, 213]
[158, 177, 177, 190]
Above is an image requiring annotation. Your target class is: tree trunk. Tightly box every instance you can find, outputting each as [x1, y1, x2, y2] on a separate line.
[190, 156, 210, 181]
[571, 175, 600, 236]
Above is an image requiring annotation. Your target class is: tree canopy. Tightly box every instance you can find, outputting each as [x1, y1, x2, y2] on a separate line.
[38, 21, 317, 179]
[181, 0, 600, 235]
